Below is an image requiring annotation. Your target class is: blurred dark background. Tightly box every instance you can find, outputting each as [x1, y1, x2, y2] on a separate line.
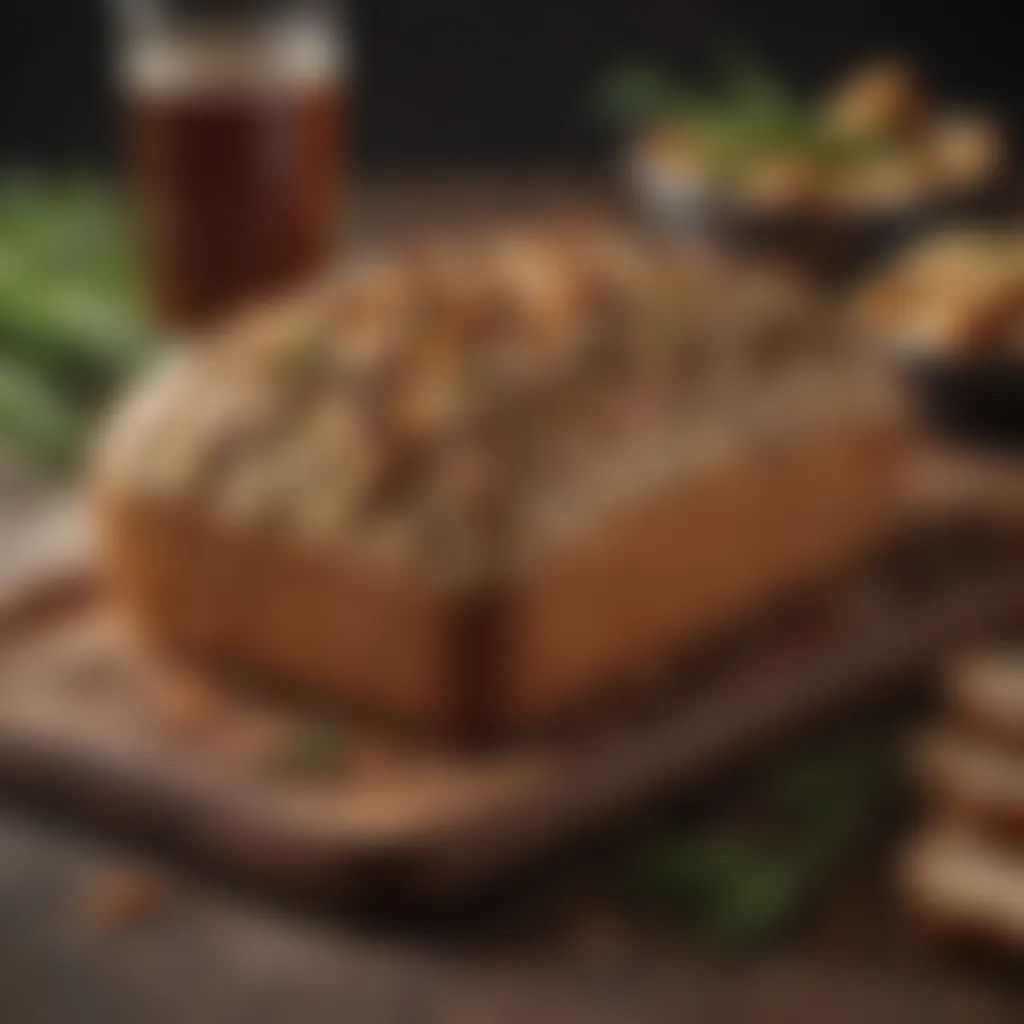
[1, 0, 1020, 170]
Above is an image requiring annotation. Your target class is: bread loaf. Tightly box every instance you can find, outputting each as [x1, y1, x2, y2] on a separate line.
[94, 224, 908, 733]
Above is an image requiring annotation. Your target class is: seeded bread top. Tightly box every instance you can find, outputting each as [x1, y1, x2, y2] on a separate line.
[97, 221, 888, 584]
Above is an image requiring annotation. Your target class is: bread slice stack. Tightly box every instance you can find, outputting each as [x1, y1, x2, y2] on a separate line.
[905, 653, 1024, 952]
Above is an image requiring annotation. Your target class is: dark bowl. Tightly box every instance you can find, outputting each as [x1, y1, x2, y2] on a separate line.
[630, 165, 1014, 282]
[710, 203, 928, 281]
[900, 354, 1024, 451]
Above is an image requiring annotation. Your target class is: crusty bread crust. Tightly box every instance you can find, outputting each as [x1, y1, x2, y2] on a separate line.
[92, 229, 909, 736]
[503, 415, 905, 725]
[96, 490, 463, 729]
[96, 402, 906, 735]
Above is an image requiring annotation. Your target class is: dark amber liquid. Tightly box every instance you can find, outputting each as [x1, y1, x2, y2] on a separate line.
[131, 82, 344, 329]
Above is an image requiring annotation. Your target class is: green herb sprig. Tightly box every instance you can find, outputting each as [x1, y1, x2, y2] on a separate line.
[622, 733, 896, 949]
[597, 51, 898, 174]
[0, 171, 152, 469]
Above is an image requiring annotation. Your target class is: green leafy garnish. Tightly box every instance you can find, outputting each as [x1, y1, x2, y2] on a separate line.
[0, 356, 82, 468]
[0, 170, 152, 469]
[598, 51, 898, 173]
[622, 734, 896, 949]
[594, 64, 681, 128]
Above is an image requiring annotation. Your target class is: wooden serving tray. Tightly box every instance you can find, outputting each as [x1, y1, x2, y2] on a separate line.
[2, 453, 1024, 906]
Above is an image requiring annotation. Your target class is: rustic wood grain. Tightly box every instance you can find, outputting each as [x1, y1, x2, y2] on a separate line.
[7, 190, 1024, 1021]
[1, 514, 1021, 906]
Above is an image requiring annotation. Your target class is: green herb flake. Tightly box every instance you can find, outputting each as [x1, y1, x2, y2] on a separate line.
[271, 717, 349, 781]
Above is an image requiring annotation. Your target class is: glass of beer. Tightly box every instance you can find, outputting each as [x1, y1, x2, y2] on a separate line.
[113, 0, 349, 329]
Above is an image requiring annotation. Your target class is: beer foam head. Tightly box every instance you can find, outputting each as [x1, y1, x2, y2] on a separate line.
[122, 21, 344, 98]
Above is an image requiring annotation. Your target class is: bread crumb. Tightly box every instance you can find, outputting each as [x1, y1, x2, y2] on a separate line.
[269, 717, 348, 782]
[159, 678, 224, 742]
[567, 910, 630, 964]
[88, 866, 173, 932]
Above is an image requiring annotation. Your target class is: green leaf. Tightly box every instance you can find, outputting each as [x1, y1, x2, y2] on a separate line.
[626, 834, 810, 948]
[621, 733, 897, 949]
[0, 273, 145, 375]
[0, 356, 81, 467]
[596, 50, 898, 173]
[0, 171, 152, 468]
[593, 64, 681, 127]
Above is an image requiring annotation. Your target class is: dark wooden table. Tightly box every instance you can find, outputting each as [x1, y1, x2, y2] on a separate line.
[5, 798, 1024, 1024]
[2, 474, 1023, 1024]
[4, 181, 1024, 1022]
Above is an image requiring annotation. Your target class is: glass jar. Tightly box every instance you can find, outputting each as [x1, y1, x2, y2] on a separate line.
[112, 0, 350, 330]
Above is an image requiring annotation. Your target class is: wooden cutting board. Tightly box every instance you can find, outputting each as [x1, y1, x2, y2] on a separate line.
[1, 456, 1024, 907]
